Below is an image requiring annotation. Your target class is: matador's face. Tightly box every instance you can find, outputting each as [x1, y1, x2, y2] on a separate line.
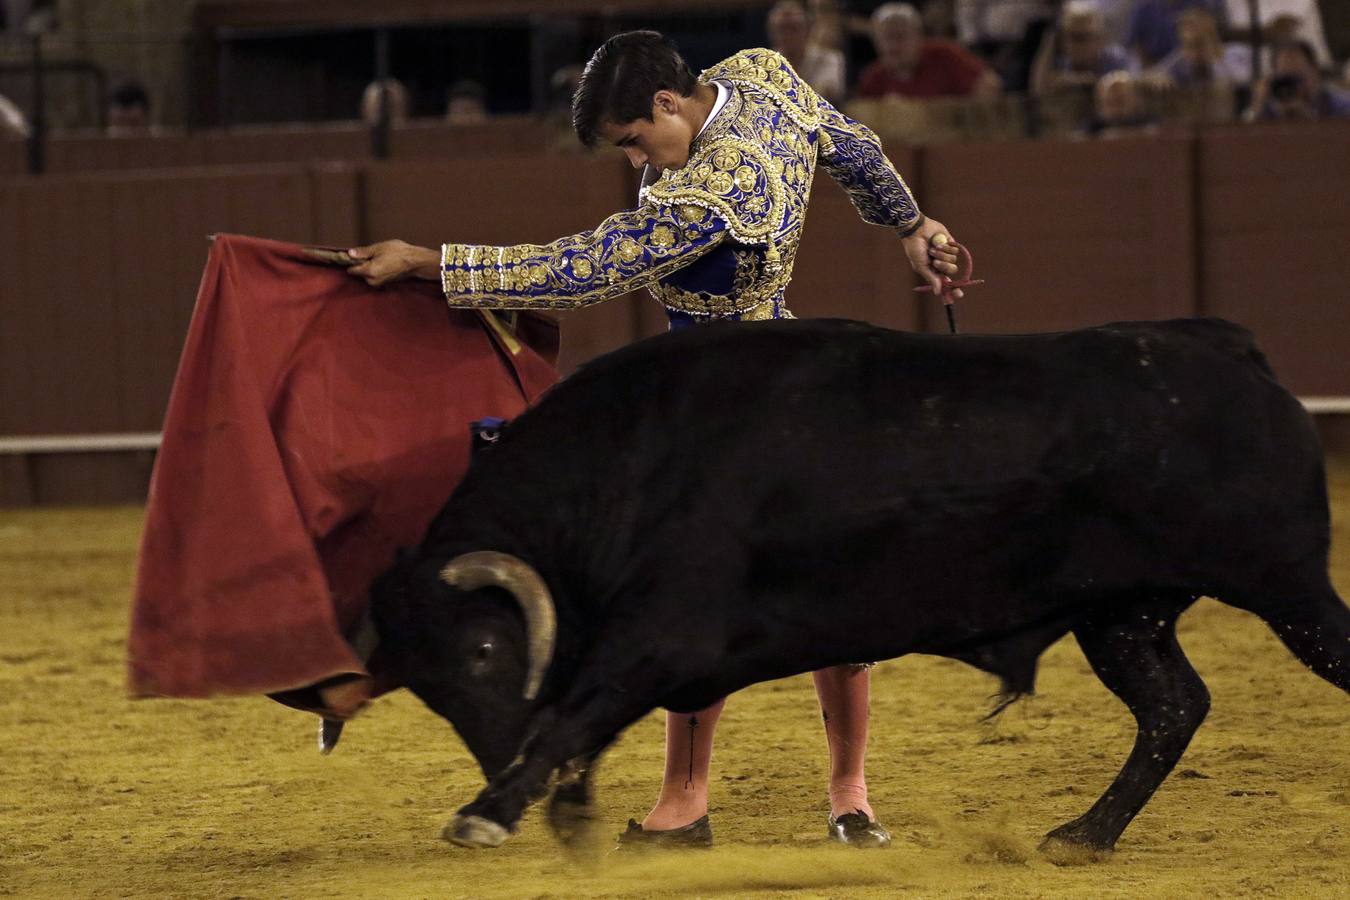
[599, 89, 700, 175]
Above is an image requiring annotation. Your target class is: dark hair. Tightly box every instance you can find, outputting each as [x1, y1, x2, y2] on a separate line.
[571, 31, 697, 147]
[109, 80, 150, 111]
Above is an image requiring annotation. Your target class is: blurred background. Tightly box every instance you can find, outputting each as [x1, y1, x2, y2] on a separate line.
[2, 0, 1349, 506]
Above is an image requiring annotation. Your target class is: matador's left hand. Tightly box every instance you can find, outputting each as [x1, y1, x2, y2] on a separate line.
[901, 217, 964, 299]
[346, 239, 442, 288]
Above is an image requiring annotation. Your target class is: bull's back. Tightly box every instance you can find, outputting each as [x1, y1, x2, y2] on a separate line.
[472, 317, 1316, 583]
[630, 318, 1292, 495]
[650, 318, 1312, 589]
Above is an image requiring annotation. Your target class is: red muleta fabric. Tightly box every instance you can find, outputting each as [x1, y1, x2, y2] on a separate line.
[127, 233, 558, 700]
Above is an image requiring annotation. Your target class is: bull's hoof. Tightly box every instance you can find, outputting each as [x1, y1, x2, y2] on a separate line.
[1038, 821, 1114, 866]
[443, 815, 510, 849]
[546, 796, 597, 849]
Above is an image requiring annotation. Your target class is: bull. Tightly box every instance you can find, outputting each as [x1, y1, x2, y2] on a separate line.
[367, 317, 1350, 854]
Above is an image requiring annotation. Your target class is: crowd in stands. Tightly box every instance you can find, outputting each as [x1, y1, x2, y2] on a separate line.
[1, 0, 1347, 144]
[770, 0, 1350, 135]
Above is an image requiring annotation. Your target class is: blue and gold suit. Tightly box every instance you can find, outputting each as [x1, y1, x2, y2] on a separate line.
[440, 48, 922, 329]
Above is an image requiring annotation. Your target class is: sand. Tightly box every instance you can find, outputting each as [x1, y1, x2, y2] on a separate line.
[1, 464, 1348, 899]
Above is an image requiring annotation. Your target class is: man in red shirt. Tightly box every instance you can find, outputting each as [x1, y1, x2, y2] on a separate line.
[856, 2, 1001, 99]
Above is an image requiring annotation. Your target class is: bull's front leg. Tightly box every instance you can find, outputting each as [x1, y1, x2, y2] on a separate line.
[546, 747, 604, 847]
[444, 672, 665, 848]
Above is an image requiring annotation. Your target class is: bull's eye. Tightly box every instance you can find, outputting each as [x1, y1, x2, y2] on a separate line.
[468, 641, 495, 677]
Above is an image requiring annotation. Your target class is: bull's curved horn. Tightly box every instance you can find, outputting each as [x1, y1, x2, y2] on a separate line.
[439, 551, 556, 700]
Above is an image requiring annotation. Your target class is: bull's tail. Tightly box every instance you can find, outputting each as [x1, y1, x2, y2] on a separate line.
[982, 686, 1029, 722]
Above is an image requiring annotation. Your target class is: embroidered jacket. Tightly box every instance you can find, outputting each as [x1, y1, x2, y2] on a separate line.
[440, 48, 921, 327]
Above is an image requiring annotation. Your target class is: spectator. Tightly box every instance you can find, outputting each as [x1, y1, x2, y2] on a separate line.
[107, 80, 151, 134]
[1127, 0, 1228, 68]
[1087, 70, 1158, 136]
[0, 90, 28, 138]
[855, 2, 1001, 99]
[3, 0, 55, 33]
[768, 0, 847, 104]
[807, 0, 847, 51]
[1153, 9, 1239, 87]
[920, 0, 957, 40]
[954, 0, 1053, 91]
[361, 78, 410, 127]
[1223, 0, 1332, 81]
[1244, 40, 1350, 121]
[446, 80, 487, 125]
[1092, 0, 1136, 46]
[1031, 1, 1134, 96]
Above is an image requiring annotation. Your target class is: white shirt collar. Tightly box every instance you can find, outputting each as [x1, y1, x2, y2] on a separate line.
[695, 80, 730, 139]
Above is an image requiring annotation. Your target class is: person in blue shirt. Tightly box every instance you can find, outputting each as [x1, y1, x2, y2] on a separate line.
[1031, 1, 1135, 96]
[1246, 40, 1350, 121]
[1128, 0, 1228, 67]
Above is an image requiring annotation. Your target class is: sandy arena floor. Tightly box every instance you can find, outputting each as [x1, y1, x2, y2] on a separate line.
[1, 463, 1348, 899]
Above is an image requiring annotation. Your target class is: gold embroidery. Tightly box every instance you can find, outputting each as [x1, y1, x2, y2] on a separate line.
[707, 172, 734, 195]
[734, 165, 758, 192]
[441, 202, 725, 309]
[616, 238, 641, 263]
[713, 147, 742, 170]
[703, 49, 921, 233]
[440, 47, 918, 318]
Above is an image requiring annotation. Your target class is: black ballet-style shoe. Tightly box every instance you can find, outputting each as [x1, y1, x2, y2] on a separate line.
[614, 815, 714, 850]
[827, 811, 892, 848]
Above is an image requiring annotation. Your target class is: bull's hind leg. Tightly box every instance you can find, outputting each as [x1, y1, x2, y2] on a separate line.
[1043, 598, 1209, 854]
[1223, 576, 1350, 695]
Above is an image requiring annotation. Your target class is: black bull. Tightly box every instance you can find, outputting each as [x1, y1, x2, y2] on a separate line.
[368, 317, 1350, 853]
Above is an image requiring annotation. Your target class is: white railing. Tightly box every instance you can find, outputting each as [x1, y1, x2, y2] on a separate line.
[2, 398, 1349, 456]
[0, 433, 161, 454]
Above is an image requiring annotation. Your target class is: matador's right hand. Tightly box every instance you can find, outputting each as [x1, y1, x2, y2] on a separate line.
[346, 239, 442, 288]
[901, 217, 965, 300]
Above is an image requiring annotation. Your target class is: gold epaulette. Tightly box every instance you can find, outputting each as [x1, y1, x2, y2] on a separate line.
[700, 48, 821, 133]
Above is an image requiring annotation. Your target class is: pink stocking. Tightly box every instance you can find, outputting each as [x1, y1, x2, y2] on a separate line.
[813, 665, 874, 819]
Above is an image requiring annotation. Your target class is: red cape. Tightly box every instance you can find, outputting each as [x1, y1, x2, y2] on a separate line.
[128, 234, 557, 700]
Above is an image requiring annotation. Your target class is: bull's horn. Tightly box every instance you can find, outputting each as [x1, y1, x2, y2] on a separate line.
[439, 551, 556, 700]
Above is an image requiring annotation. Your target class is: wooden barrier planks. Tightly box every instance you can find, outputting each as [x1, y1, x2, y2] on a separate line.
[5, 119, 566, 177]
[0, 140, 25, 178]
[920, 134, 1197, 334]
[790, 144, 922, 332]
[6, 124, 1350, 506]
[0, 166, 338, 437]
[1197, 123, 1350, 395]
[361, 153, 647, 374]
